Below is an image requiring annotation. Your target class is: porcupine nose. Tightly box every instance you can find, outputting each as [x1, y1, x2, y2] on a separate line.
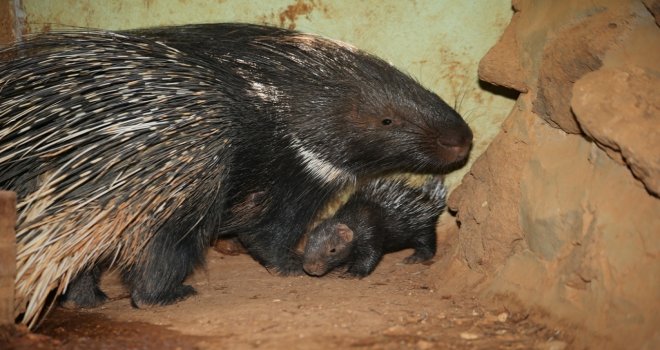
[437, 125, 473, 162]
[303, 262, 326, 276]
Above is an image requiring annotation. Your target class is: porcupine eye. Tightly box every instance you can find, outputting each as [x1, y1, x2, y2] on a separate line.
[382, 118, 392, 125]
[329, 248, 336, 253]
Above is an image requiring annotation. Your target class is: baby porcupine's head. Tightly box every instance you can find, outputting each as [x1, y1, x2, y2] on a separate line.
[303, 219, 356, 277]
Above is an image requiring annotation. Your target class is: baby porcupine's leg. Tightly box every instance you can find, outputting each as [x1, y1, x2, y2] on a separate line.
[402, 231, 437, 264]
[60, 265, 108, 308]
[346, 254, 381, 278]
[345, 245, 383, 278]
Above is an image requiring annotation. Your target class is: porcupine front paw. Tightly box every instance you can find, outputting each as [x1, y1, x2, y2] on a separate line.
[344, 260, 377, 278]
[241, 235, 305, 276]
[269, 252, 305, 276]
[344, 265, 372, 278]
[402, 249, 435, 264]
[130, 284, 197, 308]
[344, 252, 381, 278]
[60, 267, 108, 309]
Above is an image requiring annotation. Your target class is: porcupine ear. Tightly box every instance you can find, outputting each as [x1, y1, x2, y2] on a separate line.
[335, 224, 354, 243]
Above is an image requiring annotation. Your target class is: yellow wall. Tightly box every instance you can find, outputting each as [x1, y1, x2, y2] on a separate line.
[21, 0, 515, 190]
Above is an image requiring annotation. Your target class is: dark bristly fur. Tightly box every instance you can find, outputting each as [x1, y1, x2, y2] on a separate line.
[303, 176, 447, 278]
[129, 23, 472, 274]
[1, 29, 236, 327]
[0, 23, 472, 327]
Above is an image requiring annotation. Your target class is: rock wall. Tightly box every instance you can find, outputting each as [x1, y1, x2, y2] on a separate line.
[449, 0, 659, 348]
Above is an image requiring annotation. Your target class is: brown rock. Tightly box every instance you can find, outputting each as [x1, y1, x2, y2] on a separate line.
[0, 1, 18, 46]
[532, 6, 629, 133]
[451, 1, 660, 348]
[449, 104, 532, 270]
[642, 0, 660, 25]
[479, 9, 528, 93]
[0, 191, 16, 327]
[572, 67, 660, 195]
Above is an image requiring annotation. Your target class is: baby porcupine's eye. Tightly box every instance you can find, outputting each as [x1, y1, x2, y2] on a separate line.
[382, 118, 392, 126]
[330, 248, 336, 253]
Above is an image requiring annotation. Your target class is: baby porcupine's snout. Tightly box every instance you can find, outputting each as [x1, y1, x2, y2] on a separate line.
[303, 261, 328, 276]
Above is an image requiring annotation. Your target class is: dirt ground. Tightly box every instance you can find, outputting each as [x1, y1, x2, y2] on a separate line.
[3, 228, 571, 350]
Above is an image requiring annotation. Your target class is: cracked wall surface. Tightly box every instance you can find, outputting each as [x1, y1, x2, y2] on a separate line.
[449, 1, 659, 348]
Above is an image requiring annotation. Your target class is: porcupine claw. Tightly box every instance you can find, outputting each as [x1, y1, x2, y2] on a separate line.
[130, 285, 197, 309]
[268, 254, 305, 276]
[60, 267, 108, 309]
[402, 253, 432, 264]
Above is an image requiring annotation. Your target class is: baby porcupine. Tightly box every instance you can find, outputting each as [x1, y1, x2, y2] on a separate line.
[303, 176, 447, 277]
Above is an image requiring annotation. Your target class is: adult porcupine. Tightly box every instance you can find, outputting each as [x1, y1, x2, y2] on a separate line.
[0, 23, 472, 327]
[130, 23, 472, 269]
[303, 176, 447, 277]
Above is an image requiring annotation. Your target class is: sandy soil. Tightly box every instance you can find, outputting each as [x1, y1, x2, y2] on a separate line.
[3, 226, 571, 350]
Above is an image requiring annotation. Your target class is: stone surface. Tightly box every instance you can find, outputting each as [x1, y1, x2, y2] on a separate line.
[572, 67, 660, 195]
[448, 105, 531, 271]
[0, 1, 19, 46]
[451, 0, 660, 348]
[0, 191, 16, 327]
[531, 4, 628, 133]
[478, 8, 528, 93]
[642, 0, 660, 24]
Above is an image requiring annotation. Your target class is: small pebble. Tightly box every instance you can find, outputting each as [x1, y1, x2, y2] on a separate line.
[383, 325, 407, 336]
[497, 312, 509, 322]
[460, 332, 480, 340]
[536, 340, 567, 350]
[416, 340, 433, 350]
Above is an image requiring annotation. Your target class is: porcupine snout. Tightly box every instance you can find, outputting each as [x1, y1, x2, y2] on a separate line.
[303, 261, 328, 276]
[437, 131, 472, 162]
[435, 115, 473, 163]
